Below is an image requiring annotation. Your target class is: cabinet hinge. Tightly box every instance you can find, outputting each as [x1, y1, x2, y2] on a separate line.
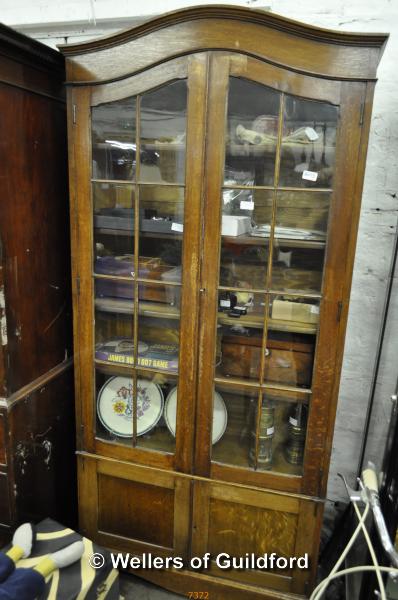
[318, 469, 324, 497]
[337, 300, 343, 322]
[73, 104, 77, 125]
[359, 99, 365, 126]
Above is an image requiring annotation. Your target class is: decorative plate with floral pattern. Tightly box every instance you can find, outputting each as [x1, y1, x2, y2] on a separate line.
[97, 376, 164, 437]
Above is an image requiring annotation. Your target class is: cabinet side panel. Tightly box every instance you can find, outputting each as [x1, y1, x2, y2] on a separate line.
[0, 83, 71, 394]
[0, 413, 6, 465]
[0, 472, 11, 527]
[9, 366, 76, 527]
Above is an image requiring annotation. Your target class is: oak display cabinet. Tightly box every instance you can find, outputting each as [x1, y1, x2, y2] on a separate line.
[61, 7, 387, 598]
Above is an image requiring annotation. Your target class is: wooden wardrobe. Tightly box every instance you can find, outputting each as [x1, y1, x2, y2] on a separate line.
[0, 23, 76, 541]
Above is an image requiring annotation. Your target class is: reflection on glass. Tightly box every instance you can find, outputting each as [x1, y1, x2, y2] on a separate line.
[218, 292, 265, 382]
[93, 183, 135, 261]
[219, 325, 264, 381]
[269, 295, 320, 330]
[96, 369, 134, 443]
[279, 96, 338, 189]
[263, 330, 314, 388]
[249, 397, 275, 470]
[94, 279, 136, 373]
[224, 78, 280, 186]
[275, 191, 330, 241]
[92, 98, 136, 181]
[220, 189, 272, 289]
[137, 371, 177, 453]
[95, 310, 135, 364]
[271, 243, 325, 294]
[212, 386, 258, 469]
[139, 186, 184, 270]
[211, 387, 309, 476]
[137, 282, 180, 376]
[262, 399, 308, 476]
[140, 80, 187, 183]
[95, 367, 177, 454]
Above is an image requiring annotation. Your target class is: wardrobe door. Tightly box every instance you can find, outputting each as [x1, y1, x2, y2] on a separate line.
[78, 454, 191, 560]
[70, 55, 208, 473]
[191, 479, 320, 595]
[195, 52, 364, 496]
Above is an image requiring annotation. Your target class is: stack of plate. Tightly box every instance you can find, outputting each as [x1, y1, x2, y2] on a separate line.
[97, 377, 227, 444]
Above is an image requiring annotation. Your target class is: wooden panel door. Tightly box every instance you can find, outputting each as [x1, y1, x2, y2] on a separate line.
[69, 54, 208, 474]
[191, 478, 321, 596]
[194, 52, 366, 497]
[78, 453, 191, 559]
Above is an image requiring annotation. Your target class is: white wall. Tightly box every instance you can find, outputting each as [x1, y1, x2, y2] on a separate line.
[4, 0, 397, 506]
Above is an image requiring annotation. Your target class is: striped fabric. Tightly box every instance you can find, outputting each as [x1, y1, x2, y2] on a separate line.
[4, 519, 119, 600]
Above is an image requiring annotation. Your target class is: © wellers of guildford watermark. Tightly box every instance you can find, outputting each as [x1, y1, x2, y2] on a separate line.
[88, 551, 310, 571]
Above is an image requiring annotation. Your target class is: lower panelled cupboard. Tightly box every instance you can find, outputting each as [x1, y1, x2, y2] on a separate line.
[78, 455, 320, 597]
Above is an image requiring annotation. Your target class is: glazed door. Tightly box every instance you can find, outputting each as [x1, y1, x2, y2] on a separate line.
[70, 54, 208, 473]
[195, 53, 365, 496]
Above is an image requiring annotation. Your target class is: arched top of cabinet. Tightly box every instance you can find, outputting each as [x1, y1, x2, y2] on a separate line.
[58, 4, 388, 85]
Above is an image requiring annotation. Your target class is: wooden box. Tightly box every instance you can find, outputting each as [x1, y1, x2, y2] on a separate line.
[95, 256, 173, 303]
[221, 331, 314, 387]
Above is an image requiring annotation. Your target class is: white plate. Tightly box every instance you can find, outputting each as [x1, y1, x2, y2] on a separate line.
[97, 376, 163, 438]
[164, 387, 227, 444]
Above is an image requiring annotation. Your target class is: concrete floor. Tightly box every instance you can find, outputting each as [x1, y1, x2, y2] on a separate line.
[120, 573, 182, 599]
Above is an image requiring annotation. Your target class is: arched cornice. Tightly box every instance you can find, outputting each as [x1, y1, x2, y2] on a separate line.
[59, 5, 388, 84]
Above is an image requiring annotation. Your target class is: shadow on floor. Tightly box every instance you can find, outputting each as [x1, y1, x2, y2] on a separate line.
[120, 573, 182, 599]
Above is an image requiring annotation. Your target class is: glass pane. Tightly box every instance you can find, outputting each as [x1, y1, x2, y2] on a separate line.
[140, 80, 187, 183]
[96, 369, 134, 443]
[263, 330, 315, 388]
[253, 396, 309, 475]
[136, 371, 177, 453]
[93, 182, 135, 261]
[212, 386, 258, 469]
[95, 368, 176, 453]
[220, 190, 273, 289]
[271, 243, 325, 294]
[137, 282, 180, 373]
[95, 310, 135, 367]
[139, 186, 184, 270]
[225, 78, 280, 186]
[218, 292, 265, 383]
[92, 98, 136, 181]
[279, 96, 338, 189]
[275, 191, 330, 242]
[270, 295, 320, 332]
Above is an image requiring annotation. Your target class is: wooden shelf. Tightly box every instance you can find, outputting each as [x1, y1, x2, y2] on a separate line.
[218, 311, 317, 334]
[96, 425, 176, 454]
[226, 141, 335, 157]
[95, 297, 180, 319]
[214, 375, 312, 397]
[95, 226, 324, 248]
[95, 296, 316, 333]
[222, 234, 325, 249]
[95, 227, 183, 239]
[143, 142, 185, 151]
[95, 358, 178, 377]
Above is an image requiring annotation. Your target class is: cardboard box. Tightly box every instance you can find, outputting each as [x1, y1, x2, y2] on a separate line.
[272, 299, 319, 324]
[221, 215, 251, 236]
